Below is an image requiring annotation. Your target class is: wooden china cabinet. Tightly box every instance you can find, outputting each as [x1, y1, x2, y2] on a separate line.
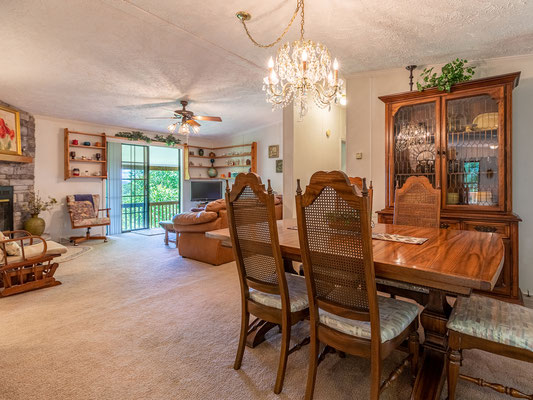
[376, 72, 523, 304]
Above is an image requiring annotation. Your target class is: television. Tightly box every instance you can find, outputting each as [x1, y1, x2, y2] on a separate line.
[190, 181, 222, 201]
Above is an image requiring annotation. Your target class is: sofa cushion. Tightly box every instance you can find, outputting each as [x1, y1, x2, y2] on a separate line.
[205, 198, 226, 213]
[174, 218, 222, 233]
[173, 211, 218, 226]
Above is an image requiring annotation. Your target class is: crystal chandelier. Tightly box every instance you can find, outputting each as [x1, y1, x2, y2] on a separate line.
[237, 0, 345, 119]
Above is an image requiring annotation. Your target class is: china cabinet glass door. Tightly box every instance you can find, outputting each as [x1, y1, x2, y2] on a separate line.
[443, 90, 504, 209]
[391, 100, 439, 204]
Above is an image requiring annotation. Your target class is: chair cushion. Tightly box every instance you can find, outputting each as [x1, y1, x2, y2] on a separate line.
[249, 273, 309, 312]
[173, 211, 218, 226]
[159, 220, 175, 231]
[319, 296, 419, 343]
[72, 217, 110, 227]
[3, 240, 67, 265]
[447, 294, 533, 352]
[70, 200, 97, 221]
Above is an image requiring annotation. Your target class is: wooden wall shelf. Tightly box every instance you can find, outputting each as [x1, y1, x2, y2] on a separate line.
[0, 154, 33, 163]
[64, 129, 107, 180]
[183, 142, 257, 181]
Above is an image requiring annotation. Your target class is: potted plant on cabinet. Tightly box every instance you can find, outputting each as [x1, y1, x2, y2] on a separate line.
[23, 192, 58, 235]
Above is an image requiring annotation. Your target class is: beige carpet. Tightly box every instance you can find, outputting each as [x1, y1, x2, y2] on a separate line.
[0, 234, 531, 400]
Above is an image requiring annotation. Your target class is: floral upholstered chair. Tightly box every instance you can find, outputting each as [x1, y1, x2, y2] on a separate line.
[446, 294, 533, 399]
[66, 194, 110, 245]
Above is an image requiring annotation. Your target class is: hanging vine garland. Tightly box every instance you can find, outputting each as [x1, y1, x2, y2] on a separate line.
[115, 131, 181, 147]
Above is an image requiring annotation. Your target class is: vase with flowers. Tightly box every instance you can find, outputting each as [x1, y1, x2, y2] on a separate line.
[23, 191, 58, 235]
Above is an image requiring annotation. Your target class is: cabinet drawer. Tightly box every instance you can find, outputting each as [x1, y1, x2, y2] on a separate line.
[440, 220, 461, 230]
[462, 221, 510, 238]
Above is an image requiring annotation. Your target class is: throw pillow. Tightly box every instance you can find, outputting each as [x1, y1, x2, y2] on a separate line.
[0, 231, 22, 256]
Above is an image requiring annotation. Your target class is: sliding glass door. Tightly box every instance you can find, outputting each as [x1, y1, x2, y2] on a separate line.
[119, 144, 181, 232]
[121, 144, 149, 232]
[148, 146, 181, 228]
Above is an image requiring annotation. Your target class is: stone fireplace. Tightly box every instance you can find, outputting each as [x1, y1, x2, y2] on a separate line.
[0, 186, 14, 231]
[0, 100, 35, 230]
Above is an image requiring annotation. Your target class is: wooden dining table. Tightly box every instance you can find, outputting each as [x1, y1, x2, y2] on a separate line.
[206, 219, 505, 400]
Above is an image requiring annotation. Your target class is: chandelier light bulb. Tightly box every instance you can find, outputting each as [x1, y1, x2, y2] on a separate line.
[340, 96, 347, 106]
[333, 58, 339, 70]
[268, 57, 274, 69]
[301, 50, 308, 62]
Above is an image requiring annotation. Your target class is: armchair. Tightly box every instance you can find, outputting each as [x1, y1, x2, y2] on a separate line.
[67, 194, 110, 245]
[0, 230, 67, 297]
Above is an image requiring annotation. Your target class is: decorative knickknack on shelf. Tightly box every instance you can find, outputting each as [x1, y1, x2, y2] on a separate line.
[23, 192, 58, 235]
[207, 158, 218, 178]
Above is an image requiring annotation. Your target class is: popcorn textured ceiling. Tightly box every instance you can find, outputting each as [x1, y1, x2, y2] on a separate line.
[0, 0, 532, 137]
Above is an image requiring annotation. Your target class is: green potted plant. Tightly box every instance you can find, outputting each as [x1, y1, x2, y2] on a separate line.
[23, 191, 58, 235]
[417, 59, 476, 92]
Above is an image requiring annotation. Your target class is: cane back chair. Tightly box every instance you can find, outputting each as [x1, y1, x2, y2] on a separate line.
[295, 170, 420, 400]
[226, 173, 309, 394]
[447, 294, 533, 399]
[393, 176, 441, 228]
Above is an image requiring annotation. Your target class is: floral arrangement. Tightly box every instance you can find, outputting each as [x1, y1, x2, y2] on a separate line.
[24, 191, 58, 216]
[417, 59, 476, 92]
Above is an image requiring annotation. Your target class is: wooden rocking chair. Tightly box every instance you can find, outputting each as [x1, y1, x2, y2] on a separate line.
[0, 230, 67, 297]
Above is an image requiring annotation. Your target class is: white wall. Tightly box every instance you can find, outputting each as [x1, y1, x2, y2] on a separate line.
[283, 102, 346, 217]
[34, 115, 215, 240]
[345, 53, 533, 295]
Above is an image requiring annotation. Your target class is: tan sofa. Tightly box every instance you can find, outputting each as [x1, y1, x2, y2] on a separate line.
[173, 196, 283, 265]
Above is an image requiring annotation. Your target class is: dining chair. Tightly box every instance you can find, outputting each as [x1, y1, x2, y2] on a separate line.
[348, 177, 373, 213]
[295, 170, 420, 400]
[226, 172, 309, 394]
[393, 176, 441, 228]
[447, 294, 533, 400]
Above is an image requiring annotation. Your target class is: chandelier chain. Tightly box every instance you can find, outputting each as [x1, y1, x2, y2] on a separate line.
[299, 0, 305, 40]
[239, 0, 304, 48]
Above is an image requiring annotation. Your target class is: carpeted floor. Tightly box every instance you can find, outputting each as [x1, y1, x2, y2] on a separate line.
[0, 234, 531, 399]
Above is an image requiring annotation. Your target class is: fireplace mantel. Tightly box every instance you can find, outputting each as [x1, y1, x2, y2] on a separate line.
[0, 154, 33, 163]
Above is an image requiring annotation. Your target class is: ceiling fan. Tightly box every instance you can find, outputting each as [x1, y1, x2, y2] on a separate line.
[146, 100, 222, 135]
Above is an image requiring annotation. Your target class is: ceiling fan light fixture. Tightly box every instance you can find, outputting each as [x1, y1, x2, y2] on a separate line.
[167, 123, 177, 133]
[178, 122, 190, 135]
[191, 125, 200, 134]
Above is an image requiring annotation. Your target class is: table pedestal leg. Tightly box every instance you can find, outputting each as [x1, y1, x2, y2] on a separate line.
[246, 319, 277, 348]
[411, 290, 452, 400]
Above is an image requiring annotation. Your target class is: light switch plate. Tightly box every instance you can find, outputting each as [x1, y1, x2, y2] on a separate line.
[355, 152, 363, 159]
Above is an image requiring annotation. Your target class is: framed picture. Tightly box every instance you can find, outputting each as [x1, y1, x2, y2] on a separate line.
[276, 159, 283, 173]
[0, 105, 21, 155]
[268, 145, 279, 158]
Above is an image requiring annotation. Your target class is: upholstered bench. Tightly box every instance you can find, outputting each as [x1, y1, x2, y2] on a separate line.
[446, 294, 533, 399]
[159, 220, 177, 247]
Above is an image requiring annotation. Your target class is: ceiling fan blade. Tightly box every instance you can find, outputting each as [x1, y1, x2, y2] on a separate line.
[187, 119, 201, 127]
[193, 115, 222, 122]
[146, 117, 178, 119]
